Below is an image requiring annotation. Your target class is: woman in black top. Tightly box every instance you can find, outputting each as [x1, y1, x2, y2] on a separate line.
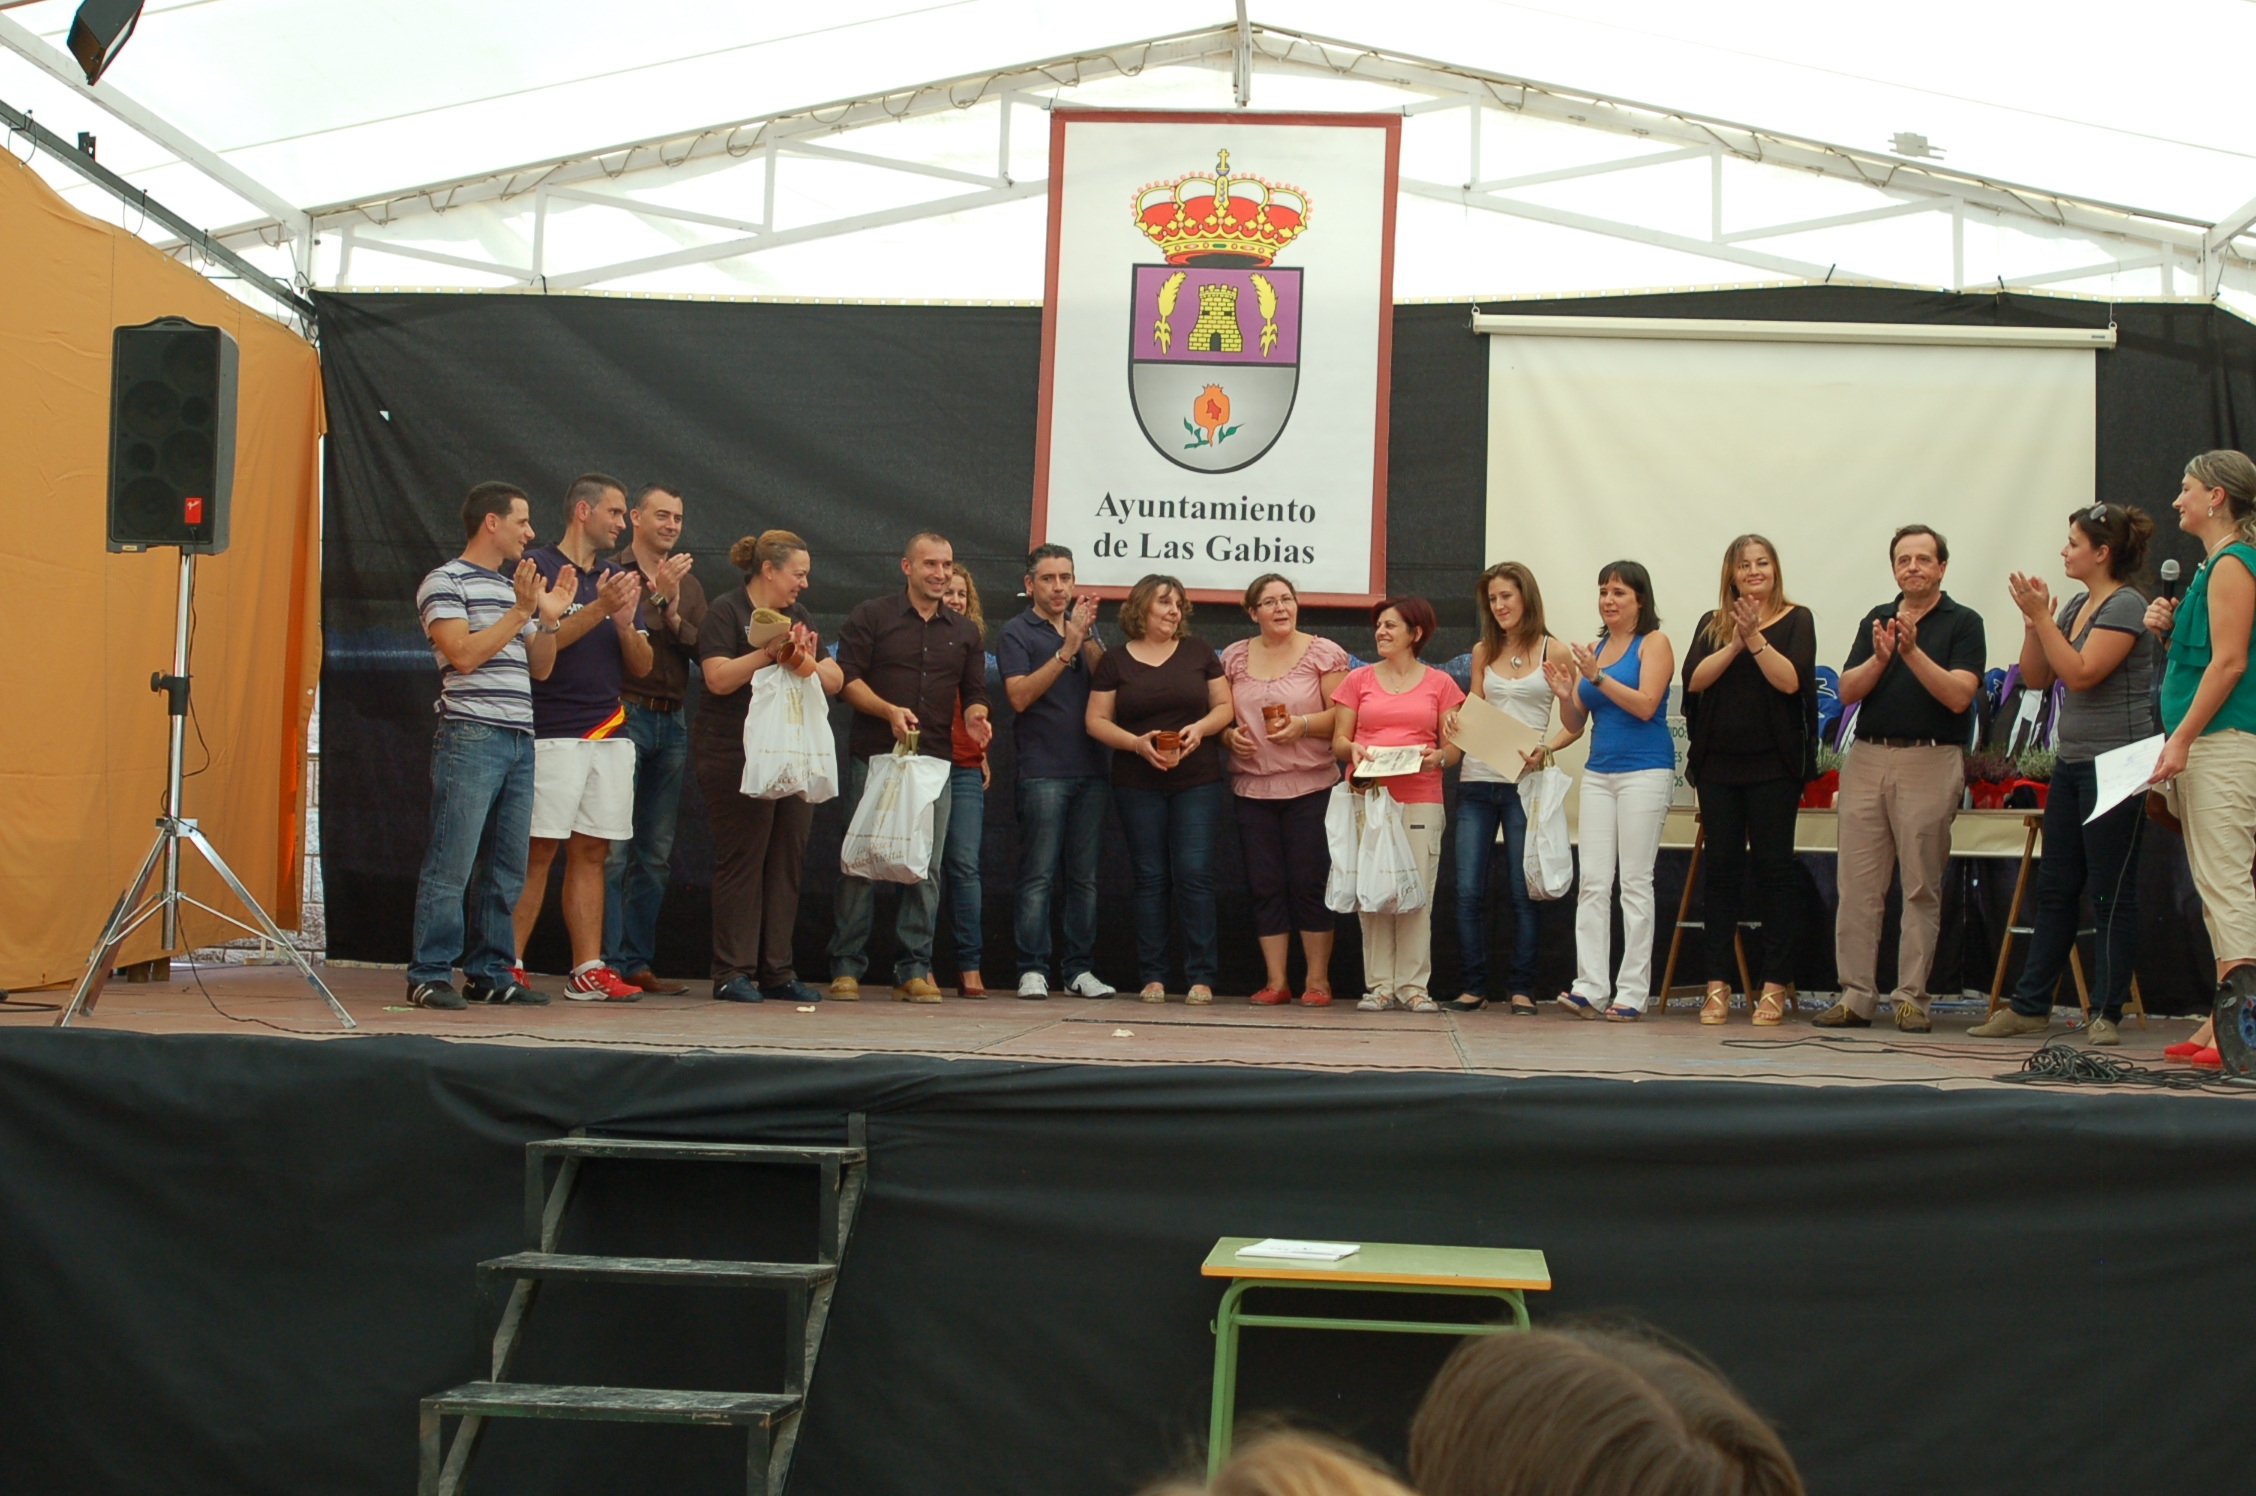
[691, 530, 844, 1005]
[1085, 573, 1234, 1004]
[1680, 534, 1818, 1027]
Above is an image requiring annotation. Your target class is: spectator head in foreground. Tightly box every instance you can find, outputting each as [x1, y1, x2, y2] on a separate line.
[1410, 1325, 1805, 1496]
[1143, 1431, 1415, 1496]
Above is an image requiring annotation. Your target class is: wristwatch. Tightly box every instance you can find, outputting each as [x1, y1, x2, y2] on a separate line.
[534, 618, 561, 635]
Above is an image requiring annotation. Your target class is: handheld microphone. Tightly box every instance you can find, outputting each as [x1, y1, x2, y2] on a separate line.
[2160, 558, 2182, 601]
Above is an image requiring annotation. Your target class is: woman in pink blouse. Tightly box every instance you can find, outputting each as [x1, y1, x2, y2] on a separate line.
[1222, 573, 1354, 1005]
[1331, 596, 1467, 1012]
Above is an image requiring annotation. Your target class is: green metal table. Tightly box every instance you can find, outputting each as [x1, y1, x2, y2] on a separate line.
[1202, 1237, 1552, 1475]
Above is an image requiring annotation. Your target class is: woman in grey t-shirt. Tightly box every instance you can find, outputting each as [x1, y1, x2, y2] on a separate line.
[1972, 503, 2161, 1045]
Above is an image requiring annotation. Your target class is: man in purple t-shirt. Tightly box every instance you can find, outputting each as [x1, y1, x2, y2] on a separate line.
[508, 473, 651, 1001]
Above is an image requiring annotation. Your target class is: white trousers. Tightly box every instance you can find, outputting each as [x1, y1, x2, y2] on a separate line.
[1572, 767, 1676, 1011]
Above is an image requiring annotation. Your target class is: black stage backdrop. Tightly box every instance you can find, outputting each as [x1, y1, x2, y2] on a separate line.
[316, 289, 2256, 1007]
[3, 1030, 2254, 1496]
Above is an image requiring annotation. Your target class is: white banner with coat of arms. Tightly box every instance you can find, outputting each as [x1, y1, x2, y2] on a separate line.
[1032, 111, 1399, 604]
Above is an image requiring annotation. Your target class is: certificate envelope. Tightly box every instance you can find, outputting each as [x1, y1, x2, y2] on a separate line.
[1450, 692, 1545, 783]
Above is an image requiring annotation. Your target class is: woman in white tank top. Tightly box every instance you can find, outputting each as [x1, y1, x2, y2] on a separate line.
[1443, 563, 1578, 1013]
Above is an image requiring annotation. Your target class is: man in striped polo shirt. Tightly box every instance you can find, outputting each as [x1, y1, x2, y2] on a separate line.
[408, 482, 574, 1010]
[509, 473, 652, 1001]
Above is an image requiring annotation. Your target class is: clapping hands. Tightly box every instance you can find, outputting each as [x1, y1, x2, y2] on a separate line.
[536, 563, 577, 626]
[1730, 594, 1765, 643]
[597, 566, 642, 617]
[2006, 571, 2054, 626]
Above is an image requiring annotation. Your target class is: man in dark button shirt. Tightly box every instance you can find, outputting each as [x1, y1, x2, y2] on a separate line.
[827, 531, 992, 1001]
[997, 544, 1115, 1000]
[1817, 524, 1987, 1034]
[601, 482, 707, 994]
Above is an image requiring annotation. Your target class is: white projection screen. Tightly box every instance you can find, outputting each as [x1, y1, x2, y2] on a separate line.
[1484, 325, 2099, 685]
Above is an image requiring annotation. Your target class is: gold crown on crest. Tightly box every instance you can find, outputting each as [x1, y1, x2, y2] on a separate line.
[1132, 150, 1311, 267]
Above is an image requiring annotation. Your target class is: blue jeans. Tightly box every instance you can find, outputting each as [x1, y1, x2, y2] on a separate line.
[940, 764, 986, 973]
[2013, 756, 2143, 1021]
[1454, 779, 1538, 998]
[409, 719, 536, 986]
[829, 753, 955, 984]
[1014, 775, 1107, 982]
[603, 702, 688, 975]
[1112, 779, 1228, 988]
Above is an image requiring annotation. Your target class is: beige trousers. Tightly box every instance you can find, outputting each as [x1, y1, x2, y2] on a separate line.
[1359, 800, 1444, 1001]
[2178, 728, 2256, 967]
[1833, 742, 1964, 1017]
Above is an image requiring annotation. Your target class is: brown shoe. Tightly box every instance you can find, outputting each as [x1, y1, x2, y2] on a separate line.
[623, 970, 689, 996]
[1812, 1001, 1872, 1029]
[1893, 1000, 1932, 1034]
[896, 976, 943, 1003]
[1968, 1008, 2049, 1039]
[828, 975, 862, 1001]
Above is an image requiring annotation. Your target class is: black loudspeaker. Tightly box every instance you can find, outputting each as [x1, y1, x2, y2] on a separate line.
[107, 317, 236, 555]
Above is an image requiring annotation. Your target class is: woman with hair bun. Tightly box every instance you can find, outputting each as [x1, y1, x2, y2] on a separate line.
[690, 530, 843, 1005]
[1972, 503, 2160, 1045]
[2143, 452, 2256, 1069]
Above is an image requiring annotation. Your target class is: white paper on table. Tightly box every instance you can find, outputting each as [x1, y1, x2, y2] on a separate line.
[1234, 1238, 1360, 1261]
[2086, 734, 2167, 824]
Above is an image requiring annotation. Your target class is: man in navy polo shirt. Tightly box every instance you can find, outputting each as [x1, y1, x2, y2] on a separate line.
[998, 544, 1116, 999]
[510, 472, 652, 1002]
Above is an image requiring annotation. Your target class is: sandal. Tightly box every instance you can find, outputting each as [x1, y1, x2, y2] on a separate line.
[1441, 994, 1487, 1013]
[1405, 994, 1441, 1013]
[1556, 992, 1601, 1020]
[1508, 994, 1539, 1017]
[1139, 983, 1168, 1003]
[1356, 992, 1402, 1012]
[1186, 985, 1214, 1006]
[1604, 1004, 1642, 1022]
[1753, 986, 1789, 1027]
[1700, 983, 1730, 1026]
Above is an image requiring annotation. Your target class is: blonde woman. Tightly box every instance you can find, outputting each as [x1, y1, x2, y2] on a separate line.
[1450, 562, 1574, 1015]
[939, 563, 992, 996]
[2146, 452, 2256, 1071]
[1679, 536, 1816, 1027]
[1087, 575, 1235, 1002]
[692, 530, 843, 1005]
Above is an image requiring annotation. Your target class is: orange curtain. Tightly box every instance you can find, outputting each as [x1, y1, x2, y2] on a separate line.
[0, 149, 322, 989]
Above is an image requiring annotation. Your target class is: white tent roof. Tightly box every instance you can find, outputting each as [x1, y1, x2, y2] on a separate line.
[7, 1, 2254, 316]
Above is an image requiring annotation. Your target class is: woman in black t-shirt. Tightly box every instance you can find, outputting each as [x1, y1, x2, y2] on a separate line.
[1086, 574, 1234, 1004]
[1680, 534, 1818, 1028]
[692, 530, 843, 1005]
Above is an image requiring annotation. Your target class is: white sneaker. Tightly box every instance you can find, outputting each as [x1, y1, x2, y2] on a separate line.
[1065, 971, 1116, 999]
[1017, 971, 1051, 1000]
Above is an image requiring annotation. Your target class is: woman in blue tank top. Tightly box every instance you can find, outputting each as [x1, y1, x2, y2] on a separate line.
[1547, 561, 1677, 1019]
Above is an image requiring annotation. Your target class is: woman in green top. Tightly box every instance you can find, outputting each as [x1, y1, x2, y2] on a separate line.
[2147, 450, 2256, 1070]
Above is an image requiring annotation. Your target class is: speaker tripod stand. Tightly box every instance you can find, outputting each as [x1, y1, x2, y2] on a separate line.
[59, 551, 353, 1029]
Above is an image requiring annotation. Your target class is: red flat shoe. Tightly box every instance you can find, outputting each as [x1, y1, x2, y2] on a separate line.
[2164, 1040, 2204, 1059]
[2192, 1046, 2223, 1068]
[1299, 988, 1333, 1007]
[1249, 987, 1291, 1005]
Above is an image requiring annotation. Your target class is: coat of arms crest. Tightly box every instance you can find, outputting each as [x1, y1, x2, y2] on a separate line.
[1127, 151, 1310, 474]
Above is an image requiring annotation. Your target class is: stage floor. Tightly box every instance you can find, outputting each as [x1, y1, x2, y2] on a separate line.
[3, 960, 2221, 1092]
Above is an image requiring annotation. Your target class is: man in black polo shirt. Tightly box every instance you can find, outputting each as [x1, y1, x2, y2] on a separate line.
[1818, 524, 1987, 1033]
[828, 531, 993, 1001]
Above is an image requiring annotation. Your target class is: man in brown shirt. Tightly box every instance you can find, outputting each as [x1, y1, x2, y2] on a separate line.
[827, 531, 992, 1000]
[602, 482, 708, 992]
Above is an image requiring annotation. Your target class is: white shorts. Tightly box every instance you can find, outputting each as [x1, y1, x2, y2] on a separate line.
[531, 738, 636, 840]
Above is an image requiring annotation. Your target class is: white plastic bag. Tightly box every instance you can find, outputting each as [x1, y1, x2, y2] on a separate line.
[1518, 765, 1574, 901]
[1323, 781, 1361, 914]
[838, 748, 952, 883]
[1354, 788, 1426, 915]
[740, 665, 839, 804]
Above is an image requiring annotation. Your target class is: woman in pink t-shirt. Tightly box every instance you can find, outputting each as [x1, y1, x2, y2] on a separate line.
[1330, 596, 1466, 1012]
[1221, 573, 1353, 1006]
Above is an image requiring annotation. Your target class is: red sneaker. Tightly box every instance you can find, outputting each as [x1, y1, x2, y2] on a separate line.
[1299, 988, 1333, 1007]
[565, 965, 643, 1002]
[1249, 987, 1292, 1006]
[2191, 1046, 2223, 1068]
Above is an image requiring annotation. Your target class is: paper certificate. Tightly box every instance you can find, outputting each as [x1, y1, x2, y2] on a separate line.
[1449, 693, 1545, 782]
[1353, 745, 1425, 779]
[2086, 734, 2166, 824]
